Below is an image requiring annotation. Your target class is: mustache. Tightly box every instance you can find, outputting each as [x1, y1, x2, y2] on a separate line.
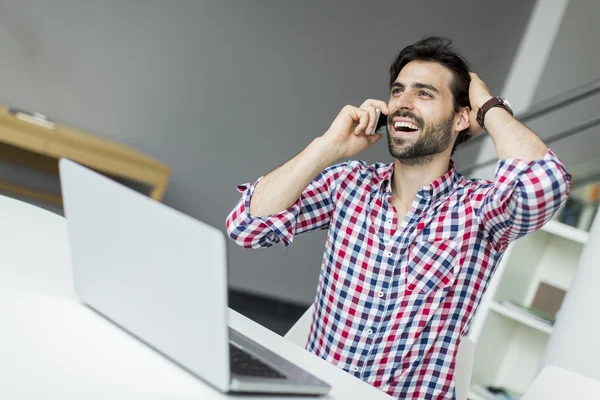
[387, 110, 424, 128]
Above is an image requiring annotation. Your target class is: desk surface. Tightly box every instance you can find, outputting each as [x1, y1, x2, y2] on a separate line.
[0, 195, 392, 400]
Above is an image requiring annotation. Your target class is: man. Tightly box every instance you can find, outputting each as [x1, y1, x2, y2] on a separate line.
[225, 37, 570, 399]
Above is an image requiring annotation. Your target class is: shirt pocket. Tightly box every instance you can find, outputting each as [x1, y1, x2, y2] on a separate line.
[405, 239, 458, 294]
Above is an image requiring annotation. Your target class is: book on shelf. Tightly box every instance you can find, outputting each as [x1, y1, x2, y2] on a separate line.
[500, 300, 555, 326]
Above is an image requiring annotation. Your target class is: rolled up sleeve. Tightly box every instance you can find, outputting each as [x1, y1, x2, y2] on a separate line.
[478, 149, 571, 252]
[225, 163, 347, 249]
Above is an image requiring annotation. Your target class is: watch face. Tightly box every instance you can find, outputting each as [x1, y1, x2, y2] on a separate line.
[501, 97, 514, 115]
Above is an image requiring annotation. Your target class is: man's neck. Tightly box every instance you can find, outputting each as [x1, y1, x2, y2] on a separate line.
[390, 154, 452, 207]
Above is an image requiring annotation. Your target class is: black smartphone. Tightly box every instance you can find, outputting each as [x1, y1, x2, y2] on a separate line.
[373, 109, 388, 135]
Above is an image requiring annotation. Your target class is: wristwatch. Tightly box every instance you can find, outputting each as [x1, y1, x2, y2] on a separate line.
[476, 96, 514, 129]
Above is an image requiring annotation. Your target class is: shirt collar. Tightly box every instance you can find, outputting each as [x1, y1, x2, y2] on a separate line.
[379, 160, 459, 203]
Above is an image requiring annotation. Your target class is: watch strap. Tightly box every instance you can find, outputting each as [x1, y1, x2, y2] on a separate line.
[476, 96, 511, 129]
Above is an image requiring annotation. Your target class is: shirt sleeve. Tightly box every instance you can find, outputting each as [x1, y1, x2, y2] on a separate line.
[225, 162, 348, 249]
[477, 148, 571, 252]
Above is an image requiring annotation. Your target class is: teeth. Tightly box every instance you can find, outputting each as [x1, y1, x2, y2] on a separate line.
[394, 121, 419, 131]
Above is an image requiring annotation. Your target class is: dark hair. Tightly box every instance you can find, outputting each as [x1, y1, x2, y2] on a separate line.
[389, 36, 471, 155]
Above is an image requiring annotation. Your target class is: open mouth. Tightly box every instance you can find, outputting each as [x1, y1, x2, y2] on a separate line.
[393, 121, 420, 136]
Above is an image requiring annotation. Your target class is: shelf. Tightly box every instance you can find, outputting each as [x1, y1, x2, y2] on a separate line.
[489, 302, 554, 335]
[468, 386, 496, 400]
[541, 219, 589, 244]
[469, 385, 522, 400]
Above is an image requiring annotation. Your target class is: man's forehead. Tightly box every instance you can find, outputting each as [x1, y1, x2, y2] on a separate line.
[394, 61, 452, 91]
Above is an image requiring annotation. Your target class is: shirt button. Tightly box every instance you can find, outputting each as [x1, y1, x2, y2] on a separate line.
[387, 251, 393, 257]
[352, 366, 359, 372]
[386, 220, 392, 224]
[378, 291, 385, 298]
[367, 328, 373, 335]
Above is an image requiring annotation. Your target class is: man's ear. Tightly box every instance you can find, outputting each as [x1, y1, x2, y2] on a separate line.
[456, 106, 471, 132]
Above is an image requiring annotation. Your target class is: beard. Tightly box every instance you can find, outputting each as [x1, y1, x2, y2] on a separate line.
[387, 110, 454, 166]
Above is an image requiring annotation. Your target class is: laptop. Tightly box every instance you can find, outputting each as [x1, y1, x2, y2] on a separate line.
[58, 158, 331, 396]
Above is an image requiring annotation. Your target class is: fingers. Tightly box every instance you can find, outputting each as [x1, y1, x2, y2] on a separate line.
[353, 108, 370, 135]
[359, 98, 390, 115]
[354, 106, 381, 136]
[364, 107, 379, 135]
[359, 99, 389, 136]
[467, 107, 483, 136]
[470, 72, 489, 89]
[344, 100, 388, 136]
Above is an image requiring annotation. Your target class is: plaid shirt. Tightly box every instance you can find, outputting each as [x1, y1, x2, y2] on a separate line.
[225, 149, 570, 399]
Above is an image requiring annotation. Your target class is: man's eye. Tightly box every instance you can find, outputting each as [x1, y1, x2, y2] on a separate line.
[420, 91, 432, 98]
[392, 88, 403, 95]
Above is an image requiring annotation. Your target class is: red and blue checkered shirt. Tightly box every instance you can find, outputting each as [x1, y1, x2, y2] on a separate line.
[225, 149, 570, 399]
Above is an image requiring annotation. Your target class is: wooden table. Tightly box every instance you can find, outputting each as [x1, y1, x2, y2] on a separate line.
[0, 106, 170, 205]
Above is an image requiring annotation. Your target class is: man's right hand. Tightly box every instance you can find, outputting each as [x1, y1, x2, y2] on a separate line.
[246, 99, 389, 218]
[322, 99, 390, 159]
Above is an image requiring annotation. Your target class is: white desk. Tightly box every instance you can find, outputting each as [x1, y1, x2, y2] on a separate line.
[0, 195, 392, 400]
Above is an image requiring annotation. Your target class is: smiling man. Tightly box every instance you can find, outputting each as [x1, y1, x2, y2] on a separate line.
[225, 37, 570, 399]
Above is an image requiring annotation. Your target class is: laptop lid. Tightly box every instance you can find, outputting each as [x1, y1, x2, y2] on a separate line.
[59, 158, 230, 391]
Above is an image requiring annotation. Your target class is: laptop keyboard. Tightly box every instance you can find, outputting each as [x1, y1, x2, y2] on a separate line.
[229, 344, 286, 379]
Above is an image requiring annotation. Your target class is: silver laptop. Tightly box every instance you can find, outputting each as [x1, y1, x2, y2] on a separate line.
[58, 158, 330, 396]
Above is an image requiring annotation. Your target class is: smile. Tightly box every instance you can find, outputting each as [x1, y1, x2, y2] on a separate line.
[392, 121, 421, 137]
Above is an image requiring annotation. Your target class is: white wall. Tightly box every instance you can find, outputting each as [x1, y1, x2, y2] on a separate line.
[535, 0, 600, 380]
[542, 211, 600, 380]
[0, 0, 535, 304]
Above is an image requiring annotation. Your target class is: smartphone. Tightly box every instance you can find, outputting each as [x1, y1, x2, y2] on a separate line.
[372, 109, 388, 135]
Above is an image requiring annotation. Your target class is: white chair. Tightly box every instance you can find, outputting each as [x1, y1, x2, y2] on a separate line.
[453, 336, 474, 400]
[285, 305, 314, 347]
[521, 365, 600, 400]
[284, 305, 475, 400]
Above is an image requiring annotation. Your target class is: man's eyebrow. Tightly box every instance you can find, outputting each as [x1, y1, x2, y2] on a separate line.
[413, 82, 440, 94]
[391, 81, 440, 94]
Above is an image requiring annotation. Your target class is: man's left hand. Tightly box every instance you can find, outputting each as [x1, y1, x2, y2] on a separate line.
[467, 72, 493, 136]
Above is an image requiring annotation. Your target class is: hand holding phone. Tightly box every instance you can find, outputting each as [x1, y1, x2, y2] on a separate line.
[322, 100, 387, 159]
[371, 109, 388, 136]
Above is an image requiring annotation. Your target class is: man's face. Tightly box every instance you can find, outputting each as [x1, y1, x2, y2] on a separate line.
[386, 60, 458, 165]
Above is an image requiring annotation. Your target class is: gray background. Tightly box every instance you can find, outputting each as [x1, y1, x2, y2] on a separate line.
[0, 0, 537, 305]
[533, 0, 600, 103]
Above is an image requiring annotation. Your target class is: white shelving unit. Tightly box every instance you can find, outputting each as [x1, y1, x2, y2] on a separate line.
[466, 218, 591, 399]
[541, 219, 589, 244]
[488, 302, 554, 335]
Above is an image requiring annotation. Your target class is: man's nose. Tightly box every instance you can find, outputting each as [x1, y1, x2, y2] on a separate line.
[390, 92, 414, 113]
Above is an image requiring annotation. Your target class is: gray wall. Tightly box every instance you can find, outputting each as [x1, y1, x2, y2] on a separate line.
[531, 0, 600, 183]
[532, 1, 600, 103]
[0, 0, 535, 305]
[453, 0, 600, 185]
